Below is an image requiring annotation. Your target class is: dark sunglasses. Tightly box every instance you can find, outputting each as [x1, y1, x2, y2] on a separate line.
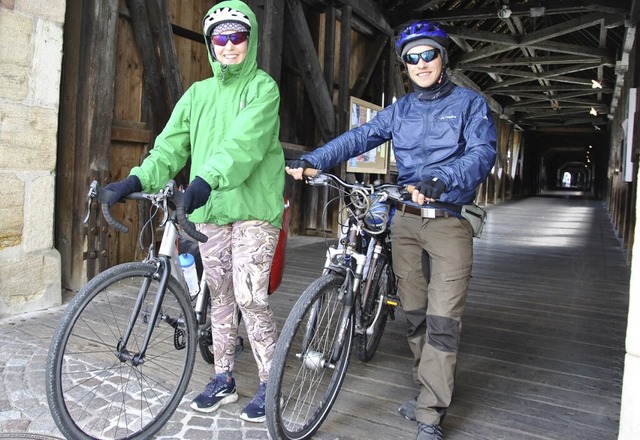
[403, 49, 440, 65]
[211, 32, 249, 46]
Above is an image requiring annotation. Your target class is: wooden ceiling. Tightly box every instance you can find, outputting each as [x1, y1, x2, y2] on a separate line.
[327, 0, 638, 132]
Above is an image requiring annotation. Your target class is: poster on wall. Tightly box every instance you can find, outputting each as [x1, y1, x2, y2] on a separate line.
[346, 97, 389, 174]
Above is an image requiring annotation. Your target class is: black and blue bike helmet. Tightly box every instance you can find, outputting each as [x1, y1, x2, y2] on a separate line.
[395, 21, 449, 66]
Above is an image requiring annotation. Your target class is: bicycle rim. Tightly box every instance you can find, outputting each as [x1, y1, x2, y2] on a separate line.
[266, 273, 353, 440]
[45, 262, 197, 440]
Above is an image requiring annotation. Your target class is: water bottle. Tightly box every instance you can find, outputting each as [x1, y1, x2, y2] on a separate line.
[179, 253, 199, 295]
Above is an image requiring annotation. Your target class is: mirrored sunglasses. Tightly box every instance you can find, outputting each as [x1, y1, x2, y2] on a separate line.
[211, 32, 249, 46]
[403, 49, 440, 65]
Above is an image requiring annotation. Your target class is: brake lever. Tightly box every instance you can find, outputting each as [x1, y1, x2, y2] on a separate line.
[83, 181, 99, 224]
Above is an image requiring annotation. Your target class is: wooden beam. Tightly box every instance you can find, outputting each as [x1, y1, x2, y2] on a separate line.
[458, 55, 615, 67]
[323, 6, 336, 94]
[75, 0, 119, 279]
[260, 0, 285, 84]
[338, 5, 352, 133]
[449, 70, 503, 116]
[127, 0, 183, 134]
[520, 12, 605, 45]
[351, 34, 388, 98]
[336, 0, 392, 35]
[111, 120, 152, 143]
[285, 0, 336, 142]
[391, 0, 629, 26]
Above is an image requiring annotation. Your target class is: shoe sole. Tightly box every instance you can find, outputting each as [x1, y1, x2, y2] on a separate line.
[239, 413, 266, 423]
[190, 392, 239, 413]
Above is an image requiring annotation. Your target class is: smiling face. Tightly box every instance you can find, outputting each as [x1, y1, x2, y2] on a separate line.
[212, 31, 248, 65]
[406, 44, 443, 88]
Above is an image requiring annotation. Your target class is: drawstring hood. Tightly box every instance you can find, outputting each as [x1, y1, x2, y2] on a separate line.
[202, 0, 258, 84]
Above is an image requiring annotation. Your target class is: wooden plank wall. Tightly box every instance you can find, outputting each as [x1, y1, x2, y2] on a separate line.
[56, 0, 511, 291]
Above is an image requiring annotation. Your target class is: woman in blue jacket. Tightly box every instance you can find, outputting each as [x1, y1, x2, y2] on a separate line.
[286, 21, 497, 440]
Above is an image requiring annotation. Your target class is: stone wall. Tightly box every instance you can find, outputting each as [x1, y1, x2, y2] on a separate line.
[0, 0, 65, 317]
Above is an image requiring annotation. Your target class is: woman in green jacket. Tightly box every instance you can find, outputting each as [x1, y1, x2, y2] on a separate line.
[104, 0, 284, 423]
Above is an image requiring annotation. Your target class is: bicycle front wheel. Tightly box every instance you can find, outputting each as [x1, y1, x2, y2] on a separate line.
[46, 262, 197, 440]
[266, 272, 353, 440]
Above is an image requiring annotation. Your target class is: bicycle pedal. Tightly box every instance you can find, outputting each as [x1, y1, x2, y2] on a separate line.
[174, 328, 186, 350]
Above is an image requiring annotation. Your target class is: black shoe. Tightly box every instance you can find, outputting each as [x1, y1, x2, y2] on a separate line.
[416, 422, 443, 440]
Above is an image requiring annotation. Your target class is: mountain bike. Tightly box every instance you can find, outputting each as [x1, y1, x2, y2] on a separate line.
[45, 179, 215, 440]
[266, 170, 408, 440]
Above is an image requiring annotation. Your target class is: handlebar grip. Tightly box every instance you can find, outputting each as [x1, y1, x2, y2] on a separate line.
[99, 189, 129, 233]
[303, 168, 320, 177]
[176, 205, 208, 243]
[407, 185, 416, 193]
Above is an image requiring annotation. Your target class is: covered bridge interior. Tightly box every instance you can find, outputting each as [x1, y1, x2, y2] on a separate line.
[56, 0, 638, 286]
[52, 0, 637, 437]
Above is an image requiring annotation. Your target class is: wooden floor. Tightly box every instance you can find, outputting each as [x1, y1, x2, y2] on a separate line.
[204, 195, 630, 440]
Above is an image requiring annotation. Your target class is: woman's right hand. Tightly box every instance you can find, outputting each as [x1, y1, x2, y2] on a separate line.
[285, 160, 312, 180]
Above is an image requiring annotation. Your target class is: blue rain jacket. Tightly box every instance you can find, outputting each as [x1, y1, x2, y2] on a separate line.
[301, 86, 497, 206]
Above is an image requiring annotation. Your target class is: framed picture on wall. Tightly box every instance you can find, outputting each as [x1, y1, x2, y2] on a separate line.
[346, 97, 389, 174]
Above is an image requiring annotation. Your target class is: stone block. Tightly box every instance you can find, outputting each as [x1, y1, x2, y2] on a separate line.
[31, 19, 64, 107]
[0, 8, 32, 101]
[15, 0, 66, 24]
[0, 250, 61, 318]
[23, 174, 55, 252]
[0, 174, 24, 250]
[0, 102, 57, 171]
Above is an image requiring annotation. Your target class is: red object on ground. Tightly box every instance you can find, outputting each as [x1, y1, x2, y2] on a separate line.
[268, 198, 290, 294]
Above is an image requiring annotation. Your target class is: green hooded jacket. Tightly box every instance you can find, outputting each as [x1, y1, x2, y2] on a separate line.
[130, 0, 285, 228]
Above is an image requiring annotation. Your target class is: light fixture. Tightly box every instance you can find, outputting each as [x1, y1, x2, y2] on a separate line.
[498, 5, 512, 19]
[590, 107, 598, 116]
[591, 80, 602, 89]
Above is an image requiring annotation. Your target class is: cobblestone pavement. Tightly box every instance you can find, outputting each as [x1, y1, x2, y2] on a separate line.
[0, 294, 287, 440]
[0, 236, 340, 440]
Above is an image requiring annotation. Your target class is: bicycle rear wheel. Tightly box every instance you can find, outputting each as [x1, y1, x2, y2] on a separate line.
[355, 254, 393, 361]
[46, 262, 197, 440]
[266, 272, 353, 440]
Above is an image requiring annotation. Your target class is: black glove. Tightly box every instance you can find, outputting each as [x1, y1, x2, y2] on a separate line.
[286, 159, 312, 170]
[183, 176, 212, 214]
[103, 175, 142, 207]
[416, 176, 447, 199]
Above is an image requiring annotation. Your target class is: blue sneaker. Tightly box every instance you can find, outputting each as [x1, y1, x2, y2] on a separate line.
[239, 382, 267, 422]
[190, 375, 238, 413]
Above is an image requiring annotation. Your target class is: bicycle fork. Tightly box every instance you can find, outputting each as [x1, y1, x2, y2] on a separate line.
[117, 257, 171, 366]
[360, 241, 398, 336]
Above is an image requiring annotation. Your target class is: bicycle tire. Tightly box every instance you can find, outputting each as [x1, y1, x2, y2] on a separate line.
[46, 262, 197, 440]
[355, 254, 392, 362]
[197, 285, 215, 364]
[266, 273, 353, 440]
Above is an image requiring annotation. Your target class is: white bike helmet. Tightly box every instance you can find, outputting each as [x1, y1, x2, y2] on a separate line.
[203, 7, 251, 37]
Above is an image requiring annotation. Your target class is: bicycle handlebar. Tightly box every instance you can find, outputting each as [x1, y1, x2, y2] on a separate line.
[302, 169, 410, 204]
[87, 180, 208, 243]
